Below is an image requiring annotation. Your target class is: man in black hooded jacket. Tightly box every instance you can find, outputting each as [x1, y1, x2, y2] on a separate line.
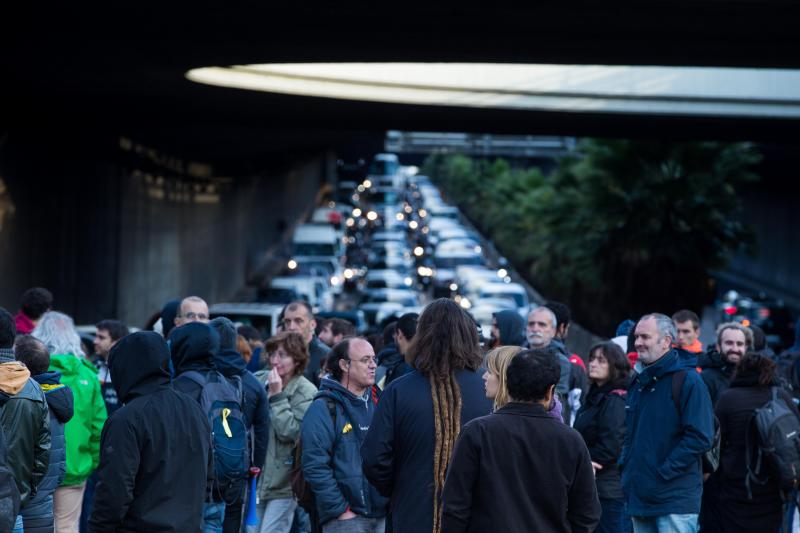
[490, 310, 526, 347]
[89, 331, 211, 532]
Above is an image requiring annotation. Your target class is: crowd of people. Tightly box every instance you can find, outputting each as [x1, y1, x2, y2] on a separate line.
[1, 285, 800, 533]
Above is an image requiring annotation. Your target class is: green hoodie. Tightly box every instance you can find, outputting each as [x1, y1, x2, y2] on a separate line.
[49, 354, 107, 486]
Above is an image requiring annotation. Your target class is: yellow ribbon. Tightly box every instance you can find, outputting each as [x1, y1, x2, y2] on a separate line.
[222, 408, 233, 438]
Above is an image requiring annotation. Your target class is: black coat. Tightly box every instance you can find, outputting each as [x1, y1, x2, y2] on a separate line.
[361, 369, 493, 533]
[441, 402, 601, 533]
[89, 332, 212, 533]
[573, 381, 627, 500]
[700, 350, 735, 407]
[701, 376, 799, 533]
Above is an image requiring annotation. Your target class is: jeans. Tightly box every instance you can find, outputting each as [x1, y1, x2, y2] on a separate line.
[259, 498, 297, 533]
[11, 515, 22, 533]
[21, 493, 55, 531]
[631, 513, 698, 533]
[79, 470, 97, 533]
[322, 516, 385, 533]
[204, 502, 226, 533]
[597, 498, 628, 533]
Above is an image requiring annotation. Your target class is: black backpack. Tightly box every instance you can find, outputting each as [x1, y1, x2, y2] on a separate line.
[671, 370, 722, 472]
[745, 386, 800, 499]
[290, 398, 337, 514]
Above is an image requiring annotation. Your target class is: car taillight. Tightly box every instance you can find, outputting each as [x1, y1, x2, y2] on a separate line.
[724, 305, 738, 315]
[758, 308, 771, 319]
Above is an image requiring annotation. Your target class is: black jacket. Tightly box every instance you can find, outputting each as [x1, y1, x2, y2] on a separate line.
[213, 348, 270, 470]
[701, 350, 735, 407]
[304, 336, 330, 387]
[375, 343, 411, 388]
[89, 332, 211, 533]
[701, 376, 799, 532]
[573, 381, 627, 500]
[441, 402, 601, 533]
[0, 364, 50, 507]
[361, 369, 493, 533]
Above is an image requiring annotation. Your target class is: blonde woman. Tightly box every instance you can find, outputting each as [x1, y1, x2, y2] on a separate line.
[483, 345, 563, 420]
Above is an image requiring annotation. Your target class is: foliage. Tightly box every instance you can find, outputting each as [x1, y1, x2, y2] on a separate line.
[422, 140, 760, 335]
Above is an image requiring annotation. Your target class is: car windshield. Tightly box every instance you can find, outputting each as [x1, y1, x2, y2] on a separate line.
[294, 243, 336, 256]
[434, 255, 483, 268]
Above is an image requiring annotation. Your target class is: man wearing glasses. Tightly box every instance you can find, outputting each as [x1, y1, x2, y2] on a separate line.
[174, 296, 210, 327]
[300, 338, 387, 532]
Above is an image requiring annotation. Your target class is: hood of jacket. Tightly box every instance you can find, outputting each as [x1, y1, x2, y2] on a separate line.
[32, 371, 74, 424]
[213, 348, 246, 377]
[0, 361, 31, 395]
[315, 377, 379, 443]
[169, 322, 219, 375]
[109, 331, 172, 404]
[376, 342, 402, 366]
[492, 310, 526, 346]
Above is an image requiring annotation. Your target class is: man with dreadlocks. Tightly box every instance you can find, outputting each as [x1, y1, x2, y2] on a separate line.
[362, 299, 492, 533]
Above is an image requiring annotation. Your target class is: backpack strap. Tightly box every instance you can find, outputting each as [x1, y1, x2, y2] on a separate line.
[671, 370, 688, 413]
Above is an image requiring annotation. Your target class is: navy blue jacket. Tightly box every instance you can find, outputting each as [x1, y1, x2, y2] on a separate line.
[361, 369, 493, 533]
[301, 378, 388, 525]
[213, 348, 270, 470]
[23, 371, 73, 532]
[620, 350, 714, 516]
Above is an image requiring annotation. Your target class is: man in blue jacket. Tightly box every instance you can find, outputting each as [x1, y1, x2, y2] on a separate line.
[301, 337, 387, 532]
[620, 313, 714, 533]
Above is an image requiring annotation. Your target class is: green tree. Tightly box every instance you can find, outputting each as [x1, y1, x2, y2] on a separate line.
[424, 140, 760, 335]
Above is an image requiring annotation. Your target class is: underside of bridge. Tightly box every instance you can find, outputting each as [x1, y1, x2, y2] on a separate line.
[1, 4, 798, 324]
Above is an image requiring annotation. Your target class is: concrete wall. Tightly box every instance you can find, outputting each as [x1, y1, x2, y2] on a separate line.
[0, 134, 332, 327]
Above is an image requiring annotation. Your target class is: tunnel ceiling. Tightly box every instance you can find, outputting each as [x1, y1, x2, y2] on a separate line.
[4, 3, 800, 165]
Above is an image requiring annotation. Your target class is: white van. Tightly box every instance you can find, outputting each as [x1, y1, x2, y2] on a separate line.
[292, 224, 343, 258]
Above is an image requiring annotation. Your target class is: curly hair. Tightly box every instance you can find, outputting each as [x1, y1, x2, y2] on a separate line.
[265, 331, 309, 377]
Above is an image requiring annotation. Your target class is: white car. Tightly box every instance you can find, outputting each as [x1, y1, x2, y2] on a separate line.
[477, 282, 530, 312]
[269, 276, 333, 312]
[208, 303, 284, 338]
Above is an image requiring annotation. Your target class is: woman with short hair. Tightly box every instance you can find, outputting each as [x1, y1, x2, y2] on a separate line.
[573, 341, 631, 533]
[256, 331, 317, 533]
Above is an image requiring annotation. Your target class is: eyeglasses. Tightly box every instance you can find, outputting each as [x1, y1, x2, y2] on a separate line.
[181, 312, 209, 320]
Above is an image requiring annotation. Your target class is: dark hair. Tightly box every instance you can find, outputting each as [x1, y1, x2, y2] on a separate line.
[265, 331, 309, 376]
[749, 324, 767, 351]
[672, 309, 700, 329]
[285, 301, 313, 320]
[20, 287, 53, 320]
[733, 351, 776, 387]
[586, 341, 631, 385]
[366, 333, 383, 354]
[14, 335, 50, 375]
[544, 301, 571, 328]
[410, 299, 483, 379]
[237, 325, 262, 343]
[587, 341, 630, 386]
[326, 338, 354, 382]
[506, 349, 561, 403]
[327, 318, 356, 339]
[406, 298, 482, 532]
[382, 321, 398, 346]
[396, 313, 419, 340]
[0, 308, 16, 349]
[96, 319, 129, 342]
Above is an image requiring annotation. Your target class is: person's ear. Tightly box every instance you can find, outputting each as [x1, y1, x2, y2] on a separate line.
[339, 358, 350, 374]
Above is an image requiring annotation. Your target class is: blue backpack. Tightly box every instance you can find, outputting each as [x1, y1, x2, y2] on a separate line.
[183, 370, 250, 502]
